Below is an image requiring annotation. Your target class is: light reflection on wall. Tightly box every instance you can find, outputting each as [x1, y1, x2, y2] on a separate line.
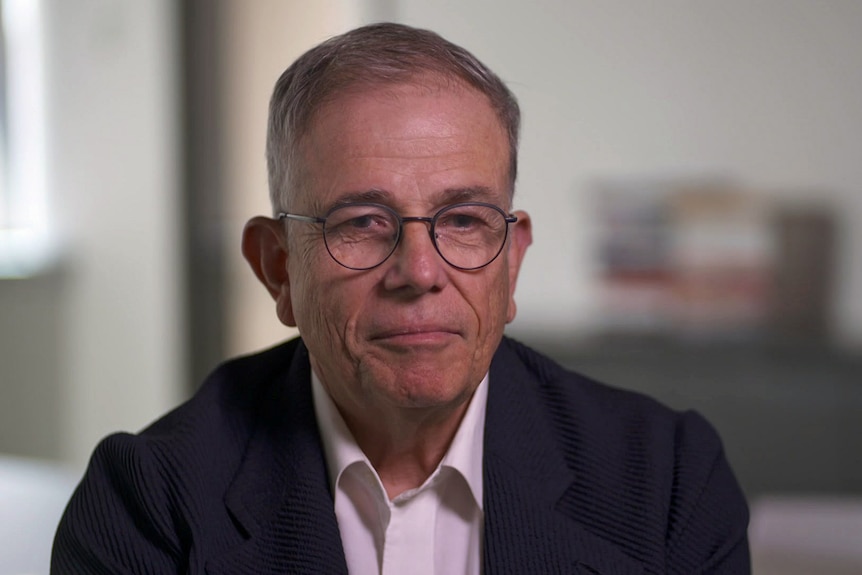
[0, 0, 52, 278]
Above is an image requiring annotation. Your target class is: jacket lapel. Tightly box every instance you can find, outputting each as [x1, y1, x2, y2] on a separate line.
[483, 339, 645, 575]
[206, 342, 348, 575]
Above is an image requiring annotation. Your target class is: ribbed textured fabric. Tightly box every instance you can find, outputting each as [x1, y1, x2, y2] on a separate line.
[52, 337, 749, 574]
[482, 338, 749, 574]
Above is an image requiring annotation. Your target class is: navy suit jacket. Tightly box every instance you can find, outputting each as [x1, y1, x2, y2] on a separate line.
[52, 337, 750, 574]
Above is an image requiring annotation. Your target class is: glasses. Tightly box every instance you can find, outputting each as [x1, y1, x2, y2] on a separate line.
[278, 202, 518, 271]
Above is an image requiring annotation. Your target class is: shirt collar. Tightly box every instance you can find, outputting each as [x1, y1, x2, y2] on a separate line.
[311, 371, 367, 497]
[439, 372, 487, 510]
[311, 369, 488, 510]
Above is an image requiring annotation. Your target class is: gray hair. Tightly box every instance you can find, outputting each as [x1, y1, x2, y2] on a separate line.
[266, 22, 521, 213]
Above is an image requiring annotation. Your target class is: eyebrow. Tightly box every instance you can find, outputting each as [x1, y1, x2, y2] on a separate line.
[329, 189, 392, 207]
[440, 186, 497, 204]
[326, 186, 499, 212]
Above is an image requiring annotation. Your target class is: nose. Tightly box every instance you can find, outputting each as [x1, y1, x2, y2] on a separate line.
[381, 219, 450, 294]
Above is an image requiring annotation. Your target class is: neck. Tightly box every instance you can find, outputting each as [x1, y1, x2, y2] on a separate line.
[342, 400, 471, 499]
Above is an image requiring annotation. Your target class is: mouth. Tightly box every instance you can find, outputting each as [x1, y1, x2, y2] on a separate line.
[370, 325, 461, 348]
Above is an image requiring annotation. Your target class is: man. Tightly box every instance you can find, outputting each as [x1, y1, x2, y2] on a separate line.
[52, 23, 750, 574]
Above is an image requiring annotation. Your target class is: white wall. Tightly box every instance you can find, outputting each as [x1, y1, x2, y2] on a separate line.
[395, 0, 862, 345]
[45, 0, 183, 467]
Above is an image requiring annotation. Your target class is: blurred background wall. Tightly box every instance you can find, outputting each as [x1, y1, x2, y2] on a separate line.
[1, 0, 861, 572]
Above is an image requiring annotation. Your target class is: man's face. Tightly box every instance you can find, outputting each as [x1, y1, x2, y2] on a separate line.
[278, 80, 531, 421]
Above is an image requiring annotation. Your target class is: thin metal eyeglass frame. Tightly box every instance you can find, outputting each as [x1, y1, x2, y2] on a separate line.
[277, 201, 518, 271]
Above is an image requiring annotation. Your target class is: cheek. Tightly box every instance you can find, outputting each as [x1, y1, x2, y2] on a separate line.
[288, 243, 332, 334]
[467, 267, 511, 337]
[289, 247, 367, 347]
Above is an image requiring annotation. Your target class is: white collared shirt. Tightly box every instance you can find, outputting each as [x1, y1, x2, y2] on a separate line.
[312, 371, 487, 575]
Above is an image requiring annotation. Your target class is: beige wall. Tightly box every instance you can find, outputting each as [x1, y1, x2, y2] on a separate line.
[219, 0, 366, 357]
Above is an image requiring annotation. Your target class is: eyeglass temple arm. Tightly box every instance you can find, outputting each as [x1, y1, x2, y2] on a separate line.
[277, 213, 326, 224]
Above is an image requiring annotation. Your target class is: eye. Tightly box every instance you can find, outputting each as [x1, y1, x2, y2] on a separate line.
[438, 206, 492, 232]
[446, 213, 480, 229]
[345, 214, 381, 229]
[327, 205, 396, 238]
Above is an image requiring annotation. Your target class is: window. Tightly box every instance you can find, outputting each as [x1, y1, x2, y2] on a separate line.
[0, 0, 50, 277]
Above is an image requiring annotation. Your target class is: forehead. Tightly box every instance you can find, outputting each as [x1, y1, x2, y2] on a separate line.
[296, 79, 510, 211]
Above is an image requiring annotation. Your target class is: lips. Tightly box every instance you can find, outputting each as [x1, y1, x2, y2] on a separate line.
[369, 324, 462, 346]
[372, 324, 457, 337]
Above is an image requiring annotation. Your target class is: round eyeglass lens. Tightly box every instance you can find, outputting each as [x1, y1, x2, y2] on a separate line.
[433, 203, 509, 269]
[323, 204, 400, 270]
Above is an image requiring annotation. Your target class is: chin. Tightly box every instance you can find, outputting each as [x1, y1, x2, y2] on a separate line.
[381, 370, 478, 410]
[358, 344, 483, 404]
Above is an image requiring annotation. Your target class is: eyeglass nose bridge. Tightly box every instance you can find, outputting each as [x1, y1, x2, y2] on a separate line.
[391, 215, 440, 255]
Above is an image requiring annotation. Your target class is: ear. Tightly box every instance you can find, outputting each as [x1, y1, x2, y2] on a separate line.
[505, 210, 532, 323]
[241, 216, 297, 327]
